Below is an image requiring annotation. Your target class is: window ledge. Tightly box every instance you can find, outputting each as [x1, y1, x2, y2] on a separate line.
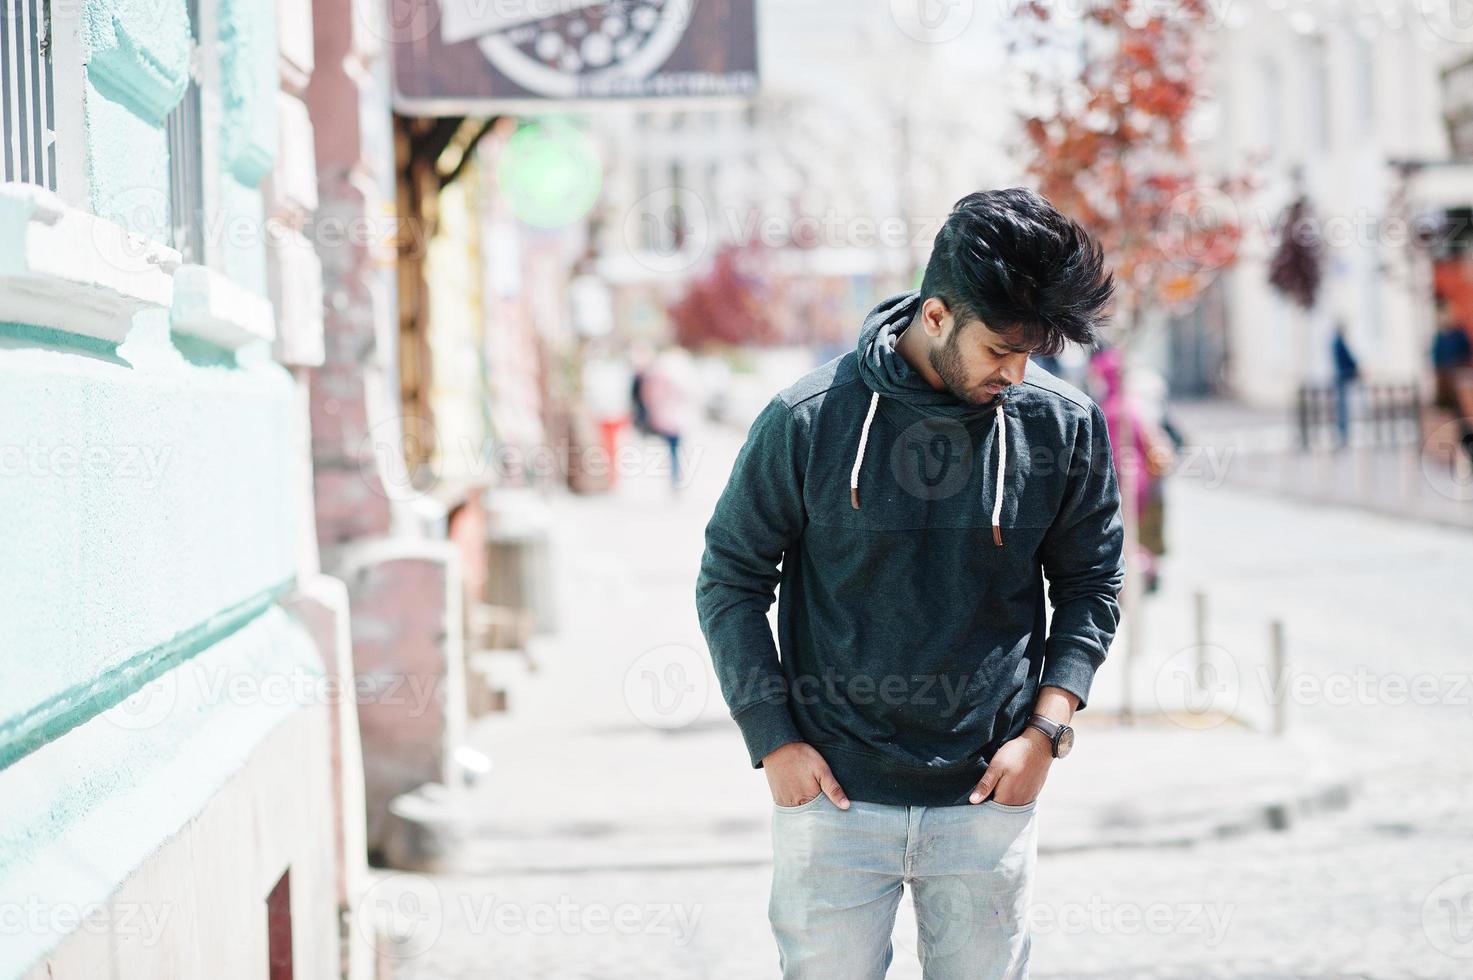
[0, 184, 178, 341]
[171, 263, 277, 349]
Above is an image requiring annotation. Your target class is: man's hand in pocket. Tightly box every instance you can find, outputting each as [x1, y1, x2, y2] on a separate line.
[969, 727, 1054, 805]
[762, 742, 851, 809]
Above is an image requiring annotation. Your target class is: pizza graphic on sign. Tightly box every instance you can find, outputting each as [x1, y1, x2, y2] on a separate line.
[438, 0, 698, 99]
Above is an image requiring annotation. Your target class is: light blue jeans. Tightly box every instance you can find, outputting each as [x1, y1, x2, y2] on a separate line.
[768, 792, 1038, 979]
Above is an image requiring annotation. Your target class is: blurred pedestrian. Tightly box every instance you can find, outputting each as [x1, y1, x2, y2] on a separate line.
[581, 347, 634, 490]
[1431, 294, 1473, 469]
[1432, 294, 1472, 414]
[1090, 347, 1174, 593]
[1331, 322, 1359, 449]
[641, 344, 697, 493]
[629, 343, 655, 438]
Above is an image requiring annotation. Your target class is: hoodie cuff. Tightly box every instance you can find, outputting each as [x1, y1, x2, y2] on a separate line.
[1040, 646, 1102, 712]
[732, 697, 804, 768]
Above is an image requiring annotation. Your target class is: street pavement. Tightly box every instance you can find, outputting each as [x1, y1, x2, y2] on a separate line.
[369, 405, 1473, 980]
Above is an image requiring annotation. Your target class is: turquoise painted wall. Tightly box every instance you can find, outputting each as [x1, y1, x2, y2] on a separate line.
[80, 0, 191, 241]
[217, 0, 278, 295]
[0, 325, 299, 765]
[0, 0, 305, 973]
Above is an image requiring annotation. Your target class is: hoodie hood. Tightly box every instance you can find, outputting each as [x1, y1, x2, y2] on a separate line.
[855, 289, 1003, 421]
[851, 290, 1011, 544]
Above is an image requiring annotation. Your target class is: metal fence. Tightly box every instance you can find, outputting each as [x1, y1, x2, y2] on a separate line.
[1295, 381, 1422, 450]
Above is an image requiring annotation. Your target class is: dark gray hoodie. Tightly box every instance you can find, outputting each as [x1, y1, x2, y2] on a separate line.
[695, 289, 1125, 806]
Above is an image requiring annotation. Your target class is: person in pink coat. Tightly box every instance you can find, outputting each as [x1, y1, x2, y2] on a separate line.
[1089, 347, 1173, 591]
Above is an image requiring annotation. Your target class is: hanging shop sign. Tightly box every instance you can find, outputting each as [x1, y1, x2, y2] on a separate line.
[392, 0, 759, 114]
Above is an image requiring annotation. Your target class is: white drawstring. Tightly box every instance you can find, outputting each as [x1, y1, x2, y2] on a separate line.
[850, 390, 880, 509]
[991, 401, 1007, 546]
[850, 391, 1008, 546]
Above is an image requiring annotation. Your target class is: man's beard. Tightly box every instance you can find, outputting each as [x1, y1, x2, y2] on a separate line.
[929, 327, 1004, 406]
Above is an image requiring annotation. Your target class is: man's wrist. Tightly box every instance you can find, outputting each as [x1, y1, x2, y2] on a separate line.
[1033, 684, 1079, 724]
[1020, 725, 1054, 754]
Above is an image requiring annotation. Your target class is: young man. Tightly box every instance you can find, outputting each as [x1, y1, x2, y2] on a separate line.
[695, 188, 1125, 979]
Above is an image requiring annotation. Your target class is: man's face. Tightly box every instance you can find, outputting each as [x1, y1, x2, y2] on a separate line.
[929, 309, 1032, 406]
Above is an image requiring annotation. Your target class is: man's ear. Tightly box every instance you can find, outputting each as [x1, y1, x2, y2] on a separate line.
[922, 297, 949, 338]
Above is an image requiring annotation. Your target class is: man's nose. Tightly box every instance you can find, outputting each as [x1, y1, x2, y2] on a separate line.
[999, 353, 1028, 386]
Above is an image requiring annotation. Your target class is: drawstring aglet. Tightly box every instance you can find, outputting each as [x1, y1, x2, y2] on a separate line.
[992, 524, 1003, 546]
[851, 487, 861, 509]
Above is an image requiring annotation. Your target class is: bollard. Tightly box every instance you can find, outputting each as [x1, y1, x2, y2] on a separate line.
[1193, 590, 1208, 684]
[1269, 619, 1287, 736]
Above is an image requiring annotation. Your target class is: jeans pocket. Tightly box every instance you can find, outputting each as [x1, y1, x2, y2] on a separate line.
[982, 796, 1038, 813]
[773, 791, 828, 812]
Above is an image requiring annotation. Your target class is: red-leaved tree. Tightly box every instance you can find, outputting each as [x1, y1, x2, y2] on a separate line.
[666, 244, 779, 350]
[1011, 0, 1255, 337]
[1009, 0, 1257, 719]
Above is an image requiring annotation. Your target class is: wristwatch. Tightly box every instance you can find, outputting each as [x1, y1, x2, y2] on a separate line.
[1025, 713, 1075, 758]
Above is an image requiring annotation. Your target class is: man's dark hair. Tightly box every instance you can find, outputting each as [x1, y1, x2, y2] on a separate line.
[918, 187, 1114, 356]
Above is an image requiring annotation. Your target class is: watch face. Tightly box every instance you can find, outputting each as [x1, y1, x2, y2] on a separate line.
[1056, 726, 1075, 758]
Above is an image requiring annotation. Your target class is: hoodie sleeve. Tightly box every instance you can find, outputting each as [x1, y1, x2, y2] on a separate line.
[1036, 400, 1126, 710]
[695, 394, 807, 768]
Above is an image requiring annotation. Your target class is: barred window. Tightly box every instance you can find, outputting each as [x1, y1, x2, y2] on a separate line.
[1, 0, 57, 190]
[166, 0, 204, 262]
